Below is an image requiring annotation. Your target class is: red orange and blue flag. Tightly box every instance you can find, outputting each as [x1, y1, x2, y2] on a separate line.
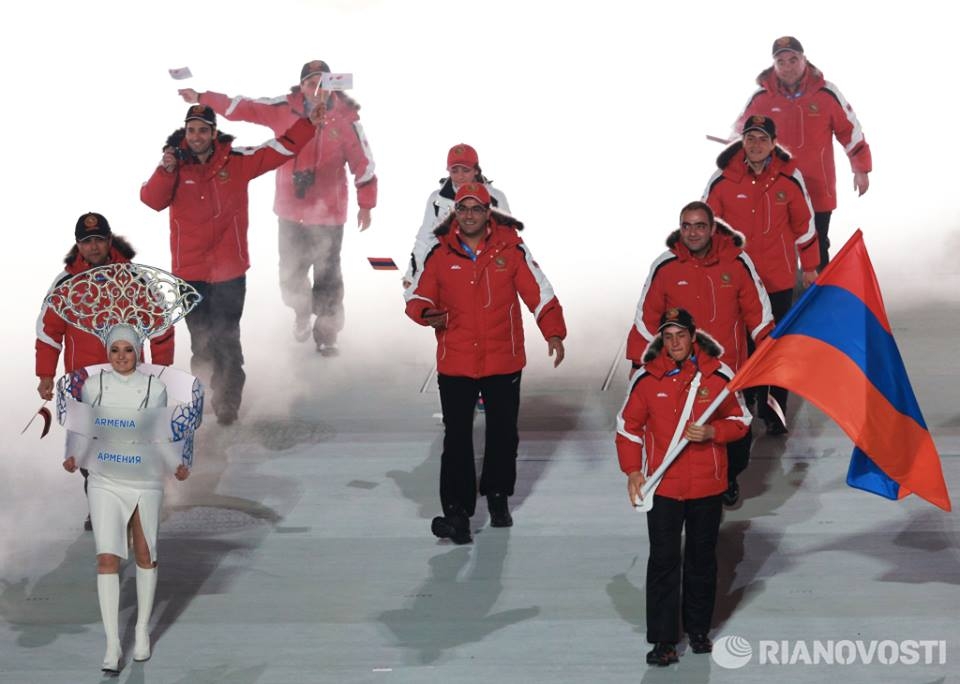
[728, 229, 951, 511]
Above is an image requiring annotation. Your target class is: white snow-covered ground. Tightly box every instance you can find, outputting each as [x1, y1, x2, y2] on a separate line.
[1, 2, 958, 683]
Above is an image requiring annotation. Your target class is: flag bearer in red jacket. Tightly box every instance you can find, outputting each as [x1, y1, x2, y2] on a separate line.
[617, 308, 750, 666]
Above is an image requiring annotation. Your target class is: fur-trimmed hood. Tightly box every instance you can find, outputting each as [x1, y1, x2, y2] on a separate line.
[433, 209, 523, 238]
[642, 330, 724, 365]
[665, 218, 745, 253]
[63, 235, 135, 268]
[716, 139, 792, 170]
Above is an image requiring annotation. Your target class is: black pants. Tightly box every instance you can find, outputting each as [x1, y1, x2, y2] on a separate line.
[646, 494, 723, 643]
[278, 220, 345, 346]
[815, 211, 832, 272]
[185, 277, 246, 417]
[749, 288, 794, 425]
[437, 372, 521, 517]
[726, 430, 752, 483]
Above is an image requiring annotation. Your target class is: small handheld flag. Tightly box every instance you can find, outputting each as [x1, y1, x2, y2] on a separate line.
[368, 257, 398, 271]
[21, 403, 52, 439]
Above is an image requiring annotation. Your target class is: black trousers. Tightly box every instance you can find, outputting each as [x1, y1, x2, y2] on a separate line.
[815, 211, 832, 272]
[437, 372, 521, 517]
[278, 220, 345, 346]
[750, 288, 794, 425]
[645, 494, 723, 643]
[185, 277, 246, 416]
[726, 430, 752, 483]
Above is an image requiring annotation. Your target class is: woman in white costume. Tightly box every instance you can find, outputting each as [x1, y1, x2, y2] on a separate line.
[63, 324, 190, 673]
[402, 143, 511, 289]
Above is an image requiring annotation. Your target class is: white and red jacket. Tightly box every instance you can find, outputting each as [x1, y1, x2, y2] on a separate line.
[627, 223, 774, 373]
[35, 239, 174, 378]
[704, 144, 818, 294]
[616, 335, 750, 501]
[199, 90, 376, 226]
[735, 63, 872, 213]
[140, 117, 317, 282]
[404, 213, 566, 378]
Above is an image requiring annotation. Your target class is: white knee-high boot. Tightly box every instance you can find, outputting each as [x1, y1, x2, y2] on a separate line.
[134, 566, 157, 661]
[97, 573, 121, 673]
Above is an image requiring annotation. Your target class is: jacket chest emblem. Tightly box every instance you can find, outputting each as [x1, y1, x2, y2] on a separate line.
[697, 386, 711, 401]
[217, 169, 230, 181]
[807, 103, 820, 115]
[494, 256, 507, 269]
[328, 128, 340, 139]
[775, 190, 787, 203]
[720, 272, 732, 286]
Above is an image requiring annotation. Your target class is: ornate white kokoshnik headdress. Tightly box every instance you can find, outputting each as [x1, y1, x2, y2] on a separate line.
[46, 263, 201, 343]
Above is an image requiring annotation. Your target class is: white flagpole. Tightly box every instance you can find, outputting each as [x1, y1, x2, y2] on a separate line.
[634, 387, 731, 512]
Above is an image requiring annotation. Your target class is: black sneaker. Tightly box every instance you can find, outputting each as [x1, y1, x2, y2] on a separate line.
[646, 642, 679, 666]
[431, 515, 472, 545]
[722, 480, 740, 507]
[688, 633, 713, 654]
[487, 494, 513, 527]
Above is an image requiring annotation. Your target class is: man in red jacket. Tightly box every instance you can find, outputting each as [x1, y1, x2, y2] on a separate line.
[141, 104, 321, 424]
[704, 115, 817, 434]
[626, 201, 773, 505]
[405, 183, 566, 544]
[179, 59, 377, 354]
[617, 308, 750, 666]
[735, 36, 872, 271]
[35, 212, 175, 529]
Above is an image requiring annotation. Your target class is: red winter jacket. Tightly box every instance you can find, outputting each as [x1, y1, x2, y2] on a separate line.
[704, 145, 818, 293]
[616, 335, 750, 500]
[200, 90, 377, 226]
[735, 63, 872, 213]
[140, 117, 317, 282]
[35, 239, 174, 377]
[626, 224, 774, 372]
[405, 213, 566, 378]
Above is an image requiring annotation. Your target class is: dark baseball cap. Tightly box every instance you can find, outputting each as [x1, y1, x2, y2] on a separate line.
[300, 60, 331, 81]
[772, 36, 804, 56]
[75, 212, 112, 242]
[658, 308, 696, 335]
[185, 104, 216, 126]
[742, 115, 777, 138]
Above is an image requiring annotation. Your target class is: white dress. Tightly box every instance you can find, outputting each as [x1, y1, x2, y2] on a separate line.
[81, 370, 168, 562]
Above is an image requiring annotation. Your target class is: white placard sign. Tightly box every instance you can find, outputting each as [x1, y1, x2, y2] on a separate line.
[57, 364, 204, 482]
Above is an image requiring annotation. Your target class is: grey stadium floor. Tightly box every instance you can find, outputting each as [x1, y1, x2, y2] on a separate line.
[1, 292, 956, 684]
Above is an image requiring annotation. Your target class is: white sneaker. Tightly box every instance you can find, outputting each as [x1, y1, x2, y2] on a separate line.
[293, 316, 312, 342]
[317, 342, 339, 357]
